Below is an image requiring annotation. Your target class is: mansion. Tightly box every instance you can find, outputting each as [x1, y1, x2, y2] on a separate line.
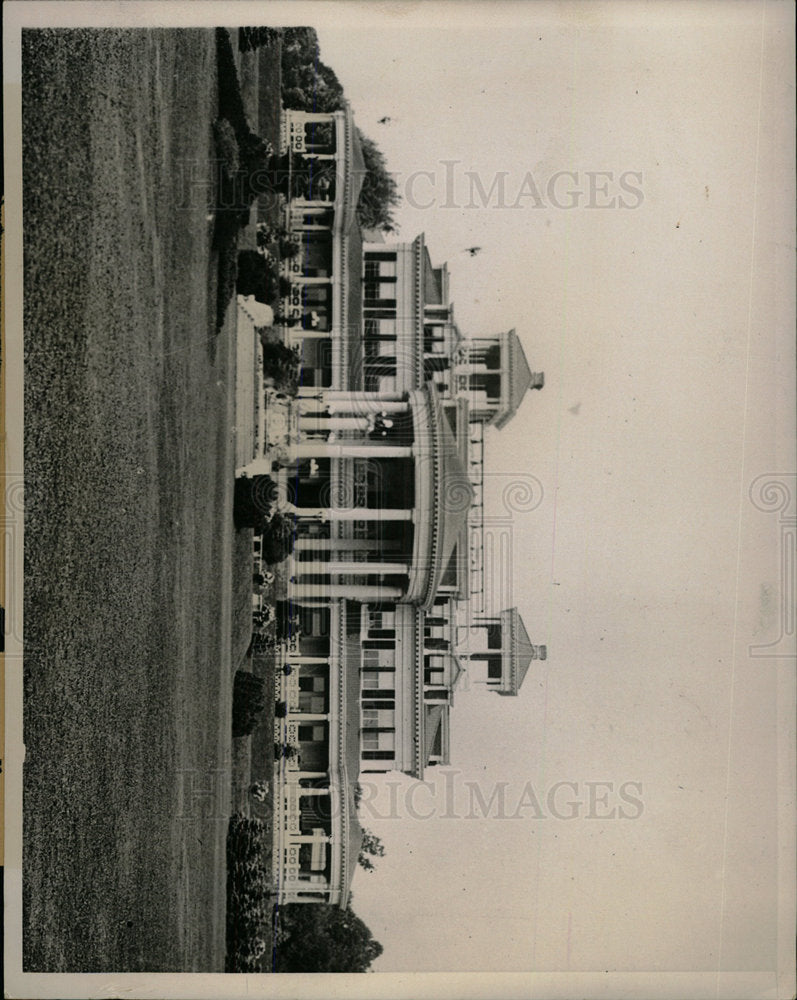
[238, 104, 547, 909]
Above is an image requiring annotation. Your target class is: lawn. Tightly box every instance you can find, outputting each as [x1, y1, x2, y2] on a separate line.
[21, 27, 257, 972]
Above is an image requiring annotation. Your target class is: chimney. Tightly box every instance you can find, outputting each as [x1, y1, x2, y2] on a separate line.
[530, 373, 545, 390]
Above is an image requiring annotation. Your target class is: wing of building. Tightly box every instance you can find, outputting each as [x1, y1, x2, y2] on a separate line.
[247, 106, 547, 907]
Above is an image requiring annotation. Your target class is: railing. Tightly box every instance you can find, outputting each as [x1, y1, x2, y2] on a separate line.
[467, 424, 486, 612]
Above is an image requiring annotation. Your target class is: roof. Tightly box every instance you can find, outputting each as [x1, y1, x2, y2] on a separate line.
[422, 704, 445, 766]
[342, 215, 363, 389]
[406, 386, 475, 610]
[434, 393, 474, 587]
[422, 245, 442, 303]
[339, 614, 364, 906]
[499, 607, 547, 695]
[344, 110, 367, 228]
[447, 653, 465, 692]
[491, 330, 544, 430]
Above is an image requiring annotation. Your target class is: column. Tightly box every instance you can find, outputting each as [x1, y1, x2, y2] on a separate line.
[297, 416, 372, 433]
[286, 506, 413, 522]
[290, 442, 413, 460]
[291, 584, 404, 600]
[294, 538, 383, 552]
[287, 329, 331, 342]
[297, 399, 410, 416]
[292, 561, 409, 576]
[299, 390, 405, 403]
[454, 364, 507, 376]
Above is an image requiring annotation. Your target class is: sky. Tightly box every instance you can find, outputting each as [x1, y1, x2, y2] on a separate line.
[314, 0, 795, 978]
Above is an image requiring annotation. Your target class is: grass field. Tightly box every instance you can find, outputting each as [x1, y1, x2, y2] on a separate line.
[21, 28, 256, 972]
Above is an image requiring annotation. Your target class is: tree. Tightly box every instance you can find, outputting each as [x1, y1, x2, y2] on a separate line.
[357, 829, 385, 873]
[272, 903, 383, 972]
[281, 28, 345, 113]
[356, 130, 401, 234]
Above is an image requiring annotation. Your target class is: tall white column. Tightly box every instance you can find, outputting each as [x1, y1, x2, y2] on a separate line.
[292, 561, 408, 576]
[299, 390, 405, 403]
[291, 584, 404, 600]
[286, 506, 413, 522]
[298, 416, 371, 433]
[298, 399, 410, 417]
[290, 442, 413, 460]
[291, 276, 331, 286]
[294, 537, 383, 551]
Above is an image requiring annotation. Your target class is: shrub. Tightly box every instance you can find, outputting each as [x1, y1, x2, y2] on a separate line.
[216, 28, 249, 137]
[233, 475, 279, 530]
[226, 813, 273, 971]
[262, 341, 301, 395]
[275, 600, 300, 641]
[250, 632, 274, 656]
[260, 512, 297, 564]
[274, 742, 298, 761]
[256, 222, 277, 250]
[239, 26, 282, 53]
[232, 670, 266, 737]
[215, 231, 239, 330]
[274, 700, 288, 718]
[236, 250, 269, 300]
[215, 30, 276, 219]
[278, 237, 301, 260]
[238, 131, 274, 177]
[237, 250, 290, 307]
[213, 117, 240, 181]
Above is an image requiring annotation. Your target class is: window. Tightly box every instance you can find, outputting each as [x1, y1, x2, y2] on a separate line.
[299, 675, 326, 693]
[487, 623, 503, 649]
[487, 658, 503, 680]
[362, 670, 395, 691]
[299, 724, 326, 742]
[363, 647, 395, 669]
[425, 688, 449, 702]
[377, 258, 396, 277]
[364, 258, 397, 280]
[299, 694, 326, 714]
[362, 708, 395, 728]
[362, 698, 395, 710]
[362, 730, 395, 751]
[425, 654, 445, 686]
[368, 609, 396, 632]
[364, 279, 397, 304]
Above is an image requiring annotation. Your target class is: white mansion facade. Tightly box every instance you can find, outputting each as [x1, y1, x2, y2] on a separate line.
[239, 105, 546, 909]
